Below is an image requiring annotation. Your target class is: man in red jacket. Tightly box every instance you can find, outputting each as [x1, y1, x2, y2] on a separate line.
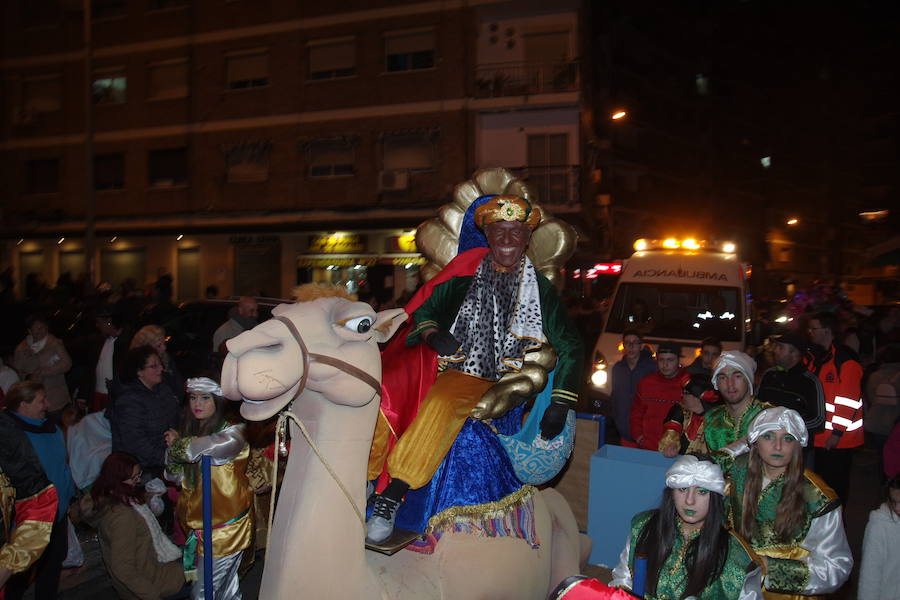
[630, 341, 688, 451]
[808, 311, 864, 501]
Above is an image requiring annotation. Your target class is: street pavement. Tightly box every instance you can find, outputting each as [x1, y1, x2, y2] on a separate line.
[35, 445, 886, 599]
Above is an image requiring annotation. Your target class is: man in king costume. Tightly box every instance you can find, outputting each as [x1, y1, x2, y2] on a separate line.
[366, 191, 583, 544]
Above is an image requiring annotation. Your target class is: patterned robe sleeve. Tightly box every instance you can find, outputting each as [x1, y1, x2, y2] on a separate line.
[764, 507, 853, 595]
[0, 435, 59, 574]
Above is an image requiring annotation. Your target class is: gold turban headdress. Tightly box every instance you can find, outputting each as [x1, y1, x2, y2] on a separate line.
[473, 195, 542, 231]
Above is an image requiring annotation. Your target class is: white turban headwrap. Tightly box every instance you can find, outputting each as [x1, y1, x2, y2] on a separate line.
[748, 406, 808, 447]
[664, 455, 726, 496]
[711, 350, 757, 396]
[186, 377, 222, 397]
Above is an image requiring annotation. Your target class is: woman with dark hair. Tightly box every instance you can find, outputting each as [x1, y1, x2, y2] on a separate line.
[107, 346, 180, 476]
[723, 407, 853, 598]
[610, 454, 762, 599]
[130, 325, 184, 398]
[166, 377, 252, 600]
[87, 451, 185, 599]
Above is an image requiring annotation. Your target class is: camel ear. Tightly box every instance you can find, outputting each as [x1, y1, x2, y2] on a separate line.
[372, 308, 407, 343]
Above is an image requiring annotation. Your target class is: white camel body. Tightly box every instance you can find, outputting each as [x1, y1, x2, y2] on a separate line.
[221, 295, 586, 600]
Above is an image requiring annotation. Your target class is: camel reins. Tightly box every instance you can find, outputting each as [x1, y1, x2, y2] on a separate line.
[264, 316, 379, 547]
[274, 316, 383, 398]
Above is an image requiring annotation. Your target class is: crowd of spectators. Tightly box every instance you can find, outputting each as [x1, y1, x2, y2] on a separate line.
[0, 272, 269, 599]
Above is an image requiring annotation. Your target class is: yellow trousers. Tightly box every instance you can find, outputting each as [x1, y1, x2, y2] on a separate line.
[367, 369, 493, 489]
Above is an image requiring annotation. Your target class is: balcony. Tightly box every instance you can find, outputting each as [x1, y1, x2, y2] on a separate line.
[508, 165, 580, 209]
[474, 60, 579, 98]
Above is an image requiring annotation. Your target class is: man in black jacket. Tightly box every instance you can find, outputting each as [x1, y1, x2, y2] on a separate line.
[757, 332, 825, 467]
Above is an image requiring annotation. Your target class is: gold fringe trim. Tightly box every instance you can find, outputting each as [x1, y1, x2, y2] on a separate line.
[424, 485, 537, 535]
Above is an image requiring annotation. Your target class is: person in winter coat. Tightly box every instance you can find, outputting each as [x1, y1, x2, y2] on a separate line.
[13, 315, 72, 413]
[630, 341, 688, 451]
[107, 346, 180, 478]
[610, 329, 657, 442]
[857, 476, 900, 600]
[130, 325, 184, 402]
[86, 451, 185, 600]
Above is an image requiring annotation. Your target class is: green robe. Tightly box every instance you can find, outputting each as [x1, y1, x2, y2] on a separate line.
[724, 455, 841, 595]
[703, 400, 768, 452]
[408, 270, 583, 407]
[621, 510, 759, 600]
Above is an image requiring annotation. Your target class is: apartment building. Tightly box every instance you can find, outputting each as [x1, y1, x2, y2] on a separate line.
[0, 0, 586, 301]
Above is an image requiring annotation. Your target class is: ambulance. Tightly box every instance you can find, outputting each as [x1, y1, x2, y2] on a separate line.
[588, 237, 751, 398]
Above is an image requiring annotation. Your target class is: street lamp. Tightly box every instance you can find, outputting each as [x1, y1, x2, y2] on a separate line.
[611, 110, 627, 120]
[786, 218, 799, 226]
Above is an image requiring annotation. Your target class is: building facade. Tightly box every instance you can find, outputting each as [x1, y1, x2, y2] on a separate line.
[1, 0, 587, 302]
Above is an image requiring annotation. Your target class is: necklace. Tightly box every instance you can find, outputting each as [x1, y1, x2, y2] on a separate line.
[667, 524, 700, 576]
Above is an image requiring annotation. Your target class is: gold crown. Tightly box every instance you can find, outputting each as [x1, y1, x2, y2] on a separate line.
[474, 195, 542, 230]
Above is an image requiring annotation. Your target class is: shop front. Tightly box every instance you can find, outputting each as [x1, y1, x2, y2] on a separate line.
[297, 230, 425, 306]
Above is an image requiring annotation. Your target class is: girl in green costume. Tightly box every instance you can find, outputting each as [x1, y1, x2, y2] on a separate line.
[610, 454, 762, 599]
[722, 407, 852, 599]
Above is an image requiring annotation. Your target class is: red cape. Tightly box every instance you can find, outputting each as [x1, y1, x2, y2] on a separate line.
[376, 247, 488, 463]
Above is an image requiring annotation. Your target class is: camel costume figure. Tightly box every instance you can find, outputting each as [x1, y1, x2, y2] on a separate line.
[221, 171, 585, 600]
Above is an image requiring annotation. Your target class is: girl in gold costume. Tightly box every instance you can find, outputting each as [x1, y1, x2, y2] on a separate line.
[167, 377, 252, 600]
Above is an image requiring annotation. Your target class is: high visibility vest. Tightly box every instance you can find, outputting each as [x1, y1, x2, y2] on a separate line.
[810, 345, 864, 448]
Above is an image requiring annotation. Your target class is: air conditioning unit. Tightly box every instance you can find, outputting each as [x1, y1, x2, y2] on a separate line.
[378, 169, 409, 192]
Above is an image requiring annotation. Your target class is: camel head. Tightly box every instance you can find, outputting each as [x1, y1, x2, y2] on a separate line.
[221, 292, 406, 421]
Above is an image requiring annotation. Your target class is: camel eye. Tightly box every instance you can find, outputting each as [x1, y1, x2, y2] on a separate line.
[344, 316, 373, 334]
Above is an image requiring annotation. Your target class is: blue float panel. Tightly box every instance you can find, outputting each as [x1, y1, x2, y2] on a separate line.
[587, 445, 676, 566]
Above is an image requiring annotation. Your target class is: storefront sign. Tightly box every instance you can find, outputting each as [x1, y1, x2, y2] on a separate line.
[298, 257, 378, 268]
[391, 256, 426, 266]
[308, 234, 366, 254]
[388, 234, 418, 253]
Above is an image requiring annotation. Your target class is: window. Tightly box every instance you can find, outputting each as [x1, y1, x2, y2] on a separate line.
[25, 158, 59, 194]
[225, 141, 271, 183]
[93, 69, 127, 104]
[606, 283, 742, 342]
[226, 50, 269, 90]
[307, 139, 354, 178]
[95, 153, 125, 190]
[92, 0, 126, 20]
[148, 148, 188, 187]
[382, 133, 434, 171]
[527, 133, 567, 167]
[148, 60, 188, 100]
[526, 133, 569, 203]
[23, 76, 61, 113]
[308, 39, 356, 80]
[384, 30, 435, 73]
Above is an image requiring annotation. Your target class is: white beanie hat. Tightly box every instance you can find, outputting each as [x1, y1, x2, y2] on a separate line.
[711, 351, 757, 396]
[748, 406, 808, 447]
